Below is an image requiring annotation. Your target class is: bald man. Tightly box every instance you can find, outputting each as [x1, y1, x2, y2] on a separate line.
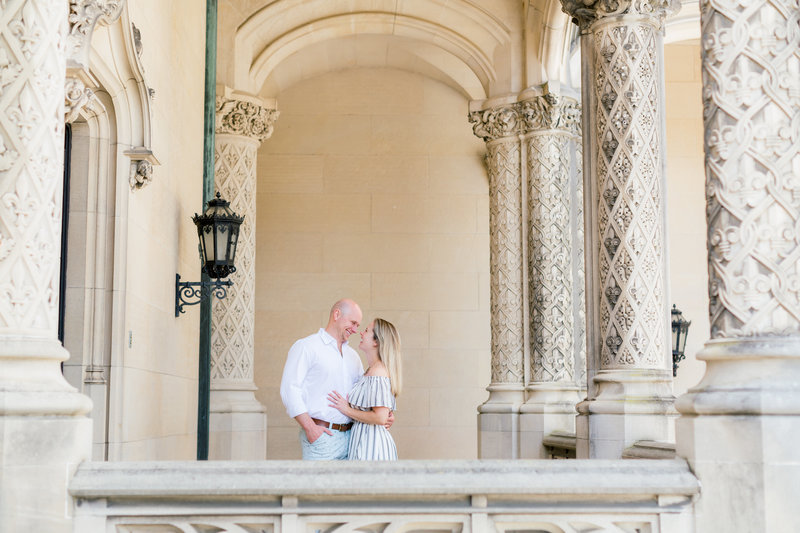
[280, 299, 365, 460]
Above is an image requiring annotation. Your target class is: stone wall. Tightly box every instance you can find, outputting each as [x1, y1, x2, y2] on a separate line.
[255, 68, 490, 459]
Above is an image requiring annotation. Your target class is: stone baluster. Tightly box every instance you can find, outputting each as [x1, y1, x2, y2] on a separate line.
[0, 0, 93, 530]
[210, 91, 278, 459]
[675, 0, 800, 528]
[518, 94, 585, 457]
[469, 104, 527, 458]
[561, 0, 678, 458]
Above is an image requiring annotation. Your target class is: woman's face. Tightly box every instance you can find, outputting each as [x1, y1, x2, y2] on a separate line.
[359, 321, 377, 352]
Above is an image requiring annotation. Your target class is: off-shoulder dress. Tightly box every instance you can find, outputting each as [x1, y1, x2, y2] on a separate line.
[346, 375, 397, 460]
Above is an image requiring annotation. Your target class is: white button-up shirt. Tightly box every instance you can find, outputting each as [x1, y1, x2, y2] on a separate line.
[280, 328, 364, 424]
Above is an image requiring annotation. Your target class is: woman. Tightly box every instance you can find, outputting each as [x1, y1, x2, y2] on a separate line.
[328, 318, 402, 460]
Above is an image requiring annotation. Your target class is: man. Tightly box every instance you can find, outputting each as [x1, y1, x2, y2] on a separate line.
[280, 299, 365, 460]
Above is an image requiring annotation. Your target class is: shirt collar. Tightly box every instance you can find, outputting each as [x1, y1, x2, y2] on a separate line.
[318, 328, 338, 347]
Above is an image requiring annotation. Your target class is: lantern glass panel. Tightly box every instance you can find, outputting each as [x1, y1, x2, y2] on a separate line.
[215, 224, 229, 263]
[201, 225, 215, 263]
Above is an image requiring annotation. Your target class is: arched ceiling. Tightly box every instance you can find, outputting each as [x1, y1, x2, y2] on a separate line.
[231, 0, 514, 101]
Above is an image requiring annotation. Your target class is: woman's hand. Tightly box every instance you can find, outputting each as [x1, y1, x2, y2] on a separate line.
[327, 390, 349, 413]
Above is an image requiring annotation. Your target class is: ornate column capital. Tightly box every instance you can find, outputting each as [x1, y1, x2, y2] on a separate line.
[470, 95, 581, 142]
[215, 96, 279, 143]
[520, 95, 581, 137]
[468, 104, 524, 142]
[560, 0, 679, 30]
[67, 0, 125, 69]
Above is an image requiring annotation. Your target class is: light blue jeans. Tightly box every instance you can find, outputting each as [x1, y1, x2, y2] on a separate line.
[300, 428, 350, 460]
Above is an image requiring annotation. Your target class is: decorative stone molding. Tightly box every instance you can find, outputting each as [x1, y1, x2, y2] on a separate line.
[65, 76, 95, 123]
[703, 0, 800, 339]
[67, 0, 125, 69]
[215, 96, 279, 143]
[561, 0, 679, 30]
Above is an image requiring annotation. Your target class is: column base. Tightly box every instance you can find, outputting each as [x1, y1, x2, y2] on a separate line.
[477, 385, 524, 459]
[576, 369, 676, 459]
[519, 383, 580, 458]
[676, 338, 800, 533]
[0, 338, 93, 532]
[209, 388, 267, 460]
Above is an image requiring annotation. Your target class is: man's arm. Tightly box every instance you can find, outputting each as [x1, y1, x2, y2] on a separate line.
[281, 341, 332, 443]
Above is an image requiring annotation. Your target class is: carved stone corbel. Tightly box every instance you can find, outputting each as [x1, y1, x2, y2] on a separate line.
[125, 148, 159, 191]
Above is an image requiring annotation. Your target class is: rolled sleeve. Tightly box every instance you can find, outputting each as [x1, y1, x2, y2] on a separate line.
[280, 340, 309, 418]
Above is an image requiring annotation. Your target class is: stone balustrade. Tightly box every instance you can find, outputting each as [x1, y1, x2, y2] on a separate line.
[70, 459, 698, 532]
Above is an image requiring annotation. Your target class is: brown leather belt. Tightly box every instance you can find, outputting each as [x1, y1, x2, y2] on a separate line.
[312, 418, 352, 431]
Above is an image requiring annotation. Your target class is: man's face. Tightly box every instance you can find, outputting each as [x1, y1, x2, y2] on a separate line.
[336, 307, 362, 344]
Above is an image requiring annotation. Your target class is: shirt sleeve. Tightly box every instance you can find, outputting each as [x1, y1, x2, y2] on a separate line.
[280, 339, 309, 418]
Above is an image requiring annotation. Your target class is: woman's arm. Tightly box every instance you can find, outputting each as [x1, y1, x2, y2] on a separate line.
[328, 390, 390, 426]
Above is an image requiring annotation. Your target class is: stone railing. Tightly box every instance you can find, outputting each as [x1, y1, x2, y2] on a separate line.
[70, 459, 698, 532]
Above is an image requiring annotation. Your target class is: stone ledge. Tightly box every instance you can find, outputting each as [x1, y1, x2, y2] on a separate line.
[70, 459, 699, 499]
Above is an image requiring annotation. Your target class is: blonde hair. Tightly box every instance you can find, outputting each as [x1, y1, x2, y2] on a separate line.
[373, 318, 403, 397]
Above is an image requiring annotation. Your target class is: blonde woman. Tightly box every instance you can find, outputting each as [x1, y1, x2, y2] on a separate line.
[328, 318, 402, 460]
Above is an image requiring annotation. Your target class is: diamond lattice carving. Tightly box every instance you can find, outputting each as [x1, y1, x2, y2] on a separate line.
[594, 21, 666, 368]
[703, 0, 800, 338]
[0, 0, 65, 333]
[211, 139, 257, 382]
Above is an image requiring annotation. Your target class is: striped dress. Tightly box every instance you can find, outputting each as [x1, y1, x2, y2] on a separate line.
[346, 375, 397, 460]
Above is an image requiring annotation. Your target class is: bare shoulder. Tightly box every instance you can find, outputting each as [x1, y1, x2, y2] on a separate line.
[365, 364, 389, 378]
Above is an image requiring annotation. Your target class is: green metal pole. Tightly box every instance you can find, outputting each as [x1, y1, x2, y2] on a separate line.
[198, 0, 217, 461]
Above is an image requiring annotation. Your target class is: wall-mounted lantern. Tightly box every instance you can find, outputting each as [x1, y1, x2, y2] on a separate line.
[671, 304, 691, 377]
[175, 193, 244, 317]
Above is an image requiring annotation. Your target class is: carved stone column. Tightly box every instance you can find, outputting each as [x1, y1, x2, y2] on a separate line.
[209, 92, 278, 459]
[518, 94, 585, 458]
[0, 1, 92, 530]
[470, 104, 526, 458]
[562, 0, 678, 458]
[675, 0, 800, 529]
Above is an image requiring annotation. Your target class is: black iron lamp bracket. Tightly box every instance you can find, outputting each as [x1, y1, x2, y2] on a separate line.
[175, 273, 233, 317]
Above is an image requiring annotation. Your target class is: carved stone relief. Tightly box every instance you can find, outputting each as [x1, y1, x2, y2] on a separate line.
[129, 160, 153, 189]
[703, 0, 800, 338]
[0, 0, 66, 334]
[486, 138, 525, 384]
[67, 0, 125, 69]
[592, 20, 667, 369]
[216, 96, 280, 143]
[64, 76, 95, 123]
[574, 137, 587, 387]
[527, 130, 575, 383]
